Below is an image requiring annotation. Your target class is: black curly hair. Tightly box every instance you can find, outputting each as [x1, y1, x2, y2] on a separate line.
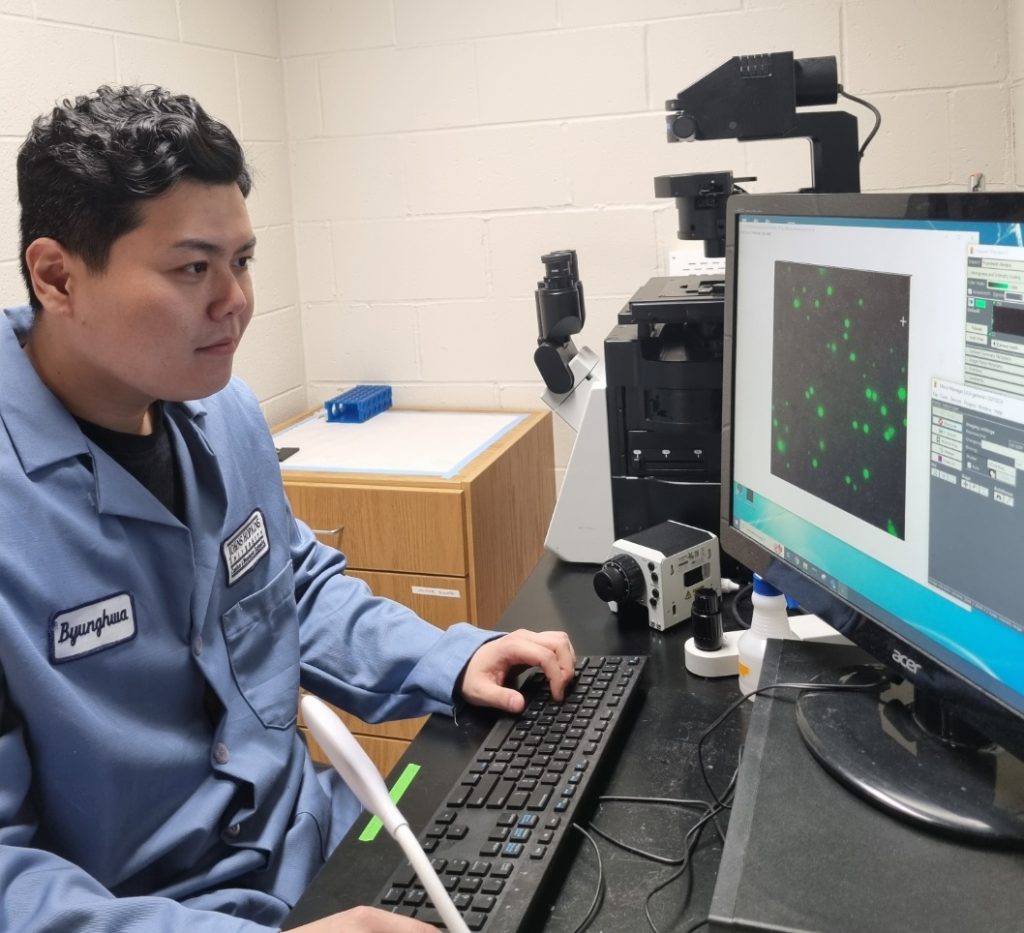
[17, 85, 252, 308]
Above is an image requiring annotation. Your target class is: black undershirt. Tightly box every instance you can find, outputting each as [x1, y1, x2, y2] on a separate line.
[76, 403, 185, 523]
[77, 405, 224, 723]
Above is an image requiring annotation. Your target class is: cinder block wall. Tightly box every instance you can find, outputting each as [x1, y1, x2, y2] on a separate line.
[0, 0, 306, 429]
[281, 0, 1017, 482]
[0, 0, 1018, 482]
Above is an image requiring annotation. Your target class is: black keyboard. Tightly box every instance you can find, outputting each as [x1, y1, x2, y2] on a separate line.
[374, 655, 646, 931]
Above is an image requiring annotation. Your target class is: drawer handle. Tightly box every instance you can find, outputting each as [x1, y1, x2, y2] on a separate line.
[311, 526, 344, 536]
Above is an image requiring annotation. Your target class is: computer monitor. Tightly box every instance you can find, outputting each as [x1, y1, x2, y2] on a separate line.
[720, 191, 1024, 845]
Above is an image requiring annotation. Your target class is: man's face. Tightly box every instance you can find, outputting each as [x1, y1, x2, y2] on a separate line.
[60, 179, 256, 411]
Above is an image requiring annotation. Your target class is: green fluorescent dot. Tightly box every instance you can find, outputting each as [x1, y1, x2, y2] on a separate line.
[887, 519, 898, 536]
[818, 439, 826, 451]
[830, 342, 838, 352]
[903, 418, 907, 427]
[858, 298, 864, 306]
[880, 404, 888, 416]
[827, 286, 834, 296]
[845, 475, 852, 485]
[898, 387, 907, 401]
[772, 418, 779, 427]
[862, 423, 870, 434]
[843, 331, 849, 341]
[843, 318, 850, 328]
[776, 438, 787, 453]
[816, 405, 825, 418]
[852, 420, 859, 430]
[812, 458, 819, 468]
[884, 426, 896, 442]
[814, 299, 821, 309]
[849, 352, 857, 362]
[808, 385, 815, 396]
[865, 388, 872, 399]
[862, 468, 871, 480]
[793, 298, 801, 309]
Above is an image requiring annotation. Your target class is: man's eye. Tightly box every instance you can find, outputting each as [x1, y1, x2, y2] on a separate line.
[237, 255, 255, 270]
[184, 261, 208, 275]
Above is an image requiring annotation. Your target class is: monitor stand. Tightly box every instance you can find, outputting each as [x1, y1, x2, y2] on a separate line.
[796, 672, 1024, 846]
[709, 639, 1024, 933]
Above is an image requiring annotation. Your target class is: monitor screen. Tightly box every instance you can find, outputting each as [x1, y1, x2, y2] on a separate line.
[720, 191, 1024, 843]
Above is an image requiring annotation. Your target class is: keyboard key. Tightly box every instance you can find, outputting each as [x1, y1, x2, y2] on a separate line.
[417, 907, 443, 926]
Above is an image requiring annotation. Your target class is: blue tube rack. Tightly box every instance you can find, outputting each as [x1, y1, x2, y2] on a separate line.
[324, 385, 393, 423]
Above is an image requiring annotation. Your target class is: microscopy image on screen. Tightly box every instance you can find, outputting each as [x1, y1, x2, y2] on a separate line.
[770, 261, 910, 538]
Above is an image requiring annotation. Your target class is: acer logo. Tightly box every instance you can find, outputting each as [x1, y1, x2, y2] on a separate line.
[892, 649, 922, 675]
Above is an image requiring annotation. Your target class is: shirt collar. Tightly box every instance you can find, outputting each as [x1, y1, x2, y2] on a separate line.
[0, 305, 207, 476]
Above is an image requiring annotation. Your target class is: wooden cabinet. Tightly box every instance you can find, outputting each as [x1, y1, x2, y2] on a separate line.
[276, 409, 555, 775]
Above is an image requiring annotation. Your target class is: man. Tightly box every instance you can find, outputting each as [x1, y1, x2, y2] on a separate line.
[0, 85, 574, 933]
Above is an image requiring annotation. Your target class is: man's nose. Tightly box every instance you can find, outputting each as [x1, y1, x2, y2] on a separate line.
[210, 270, 250, 319]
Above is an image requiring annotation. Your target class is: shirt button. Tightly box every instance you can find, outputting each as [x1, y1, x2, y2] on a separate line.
[192, 636, 203, 657]
[213, 742, 230, 765]
[226, 822, 241, 837]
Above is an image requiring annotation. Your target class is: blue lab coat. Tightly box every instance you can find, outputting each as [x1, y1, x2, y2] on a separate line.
[0, 306, 499, 932]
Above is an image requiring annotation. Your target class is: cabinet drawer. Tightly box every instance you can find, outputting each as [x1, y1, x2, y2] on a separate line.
[298, 695, 427, 742]
[300, 726, 410, 778]
[346, 569, 469, 629]
[285, 482, 466, 576]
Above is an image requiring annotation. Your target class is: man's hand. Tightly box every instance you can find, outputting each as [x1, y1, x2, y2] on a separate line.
[288, 905, 436, 931]
[459, 629, 576, 713]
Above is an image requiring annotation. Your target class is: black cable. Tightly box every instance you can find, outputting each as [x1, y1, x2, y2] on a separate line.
[838, 86, 882, 158]
[591, 794, 733, 863]
[583, 785, 738, 931]
[696, 674, 885, 807]
[642, 800, 728, 933]
[600, 794, 716, 809]
[568, 823, 605, 933]
[729, 582, 753, 630]
[588, 818, 698, 865]
[681, 918, 710, 933]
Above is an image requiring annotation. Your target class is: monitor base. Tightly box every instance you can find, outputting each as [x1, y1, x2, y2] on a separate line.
[796, 669, 1024, 847]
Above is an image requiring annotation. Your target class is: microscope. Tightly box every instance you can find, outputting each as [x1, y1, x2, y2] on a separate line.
[535, 52, 865, 572]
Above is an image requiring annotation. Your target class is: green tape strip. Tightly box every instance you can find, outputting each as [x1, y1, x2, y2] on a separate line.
[357, 762, 421, 842]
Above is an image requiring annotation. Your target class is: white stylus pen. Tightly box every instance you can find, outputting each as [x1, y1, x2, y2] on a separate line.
[300, 695, 471, 933]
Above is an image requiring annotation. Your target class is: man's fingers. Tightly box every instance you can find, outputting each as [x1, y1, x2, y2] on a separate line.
[503, 630, 575, 701]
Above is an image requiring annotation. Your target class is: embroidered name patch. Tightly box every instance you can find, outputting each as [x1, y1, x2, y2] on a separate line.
[50, 592, 137, 663]
[223, 509, 270, 585]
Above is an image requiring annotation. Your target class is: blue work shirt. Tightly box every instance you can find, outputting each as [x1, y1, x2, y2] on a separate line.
[0, 306, 500, 932]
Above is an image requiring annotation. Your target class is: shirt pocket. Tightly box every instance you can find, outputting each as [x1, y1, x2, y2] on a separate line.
[221, 562, 300, 729]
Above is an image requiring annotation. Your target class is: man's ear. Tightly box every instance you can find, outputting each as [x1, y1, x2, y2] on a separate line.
[24, 238, 76, 315]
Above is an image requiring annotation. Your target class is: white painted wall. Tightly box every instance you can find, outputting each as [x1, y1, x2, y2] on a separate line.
[0, 0, 305, 428]
[279, 0, 1018, 479]
[0, 0, 1019, 476]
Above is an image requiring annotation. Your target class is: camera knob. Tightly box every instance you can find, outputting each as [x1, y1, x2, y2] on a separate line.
[593, 555, 645, 604]
[667, 110, 697, 141]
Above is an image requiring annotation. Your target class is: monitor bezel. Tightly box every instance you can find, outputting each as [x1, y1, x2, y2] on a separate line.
[719, 190, 1024, 759]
